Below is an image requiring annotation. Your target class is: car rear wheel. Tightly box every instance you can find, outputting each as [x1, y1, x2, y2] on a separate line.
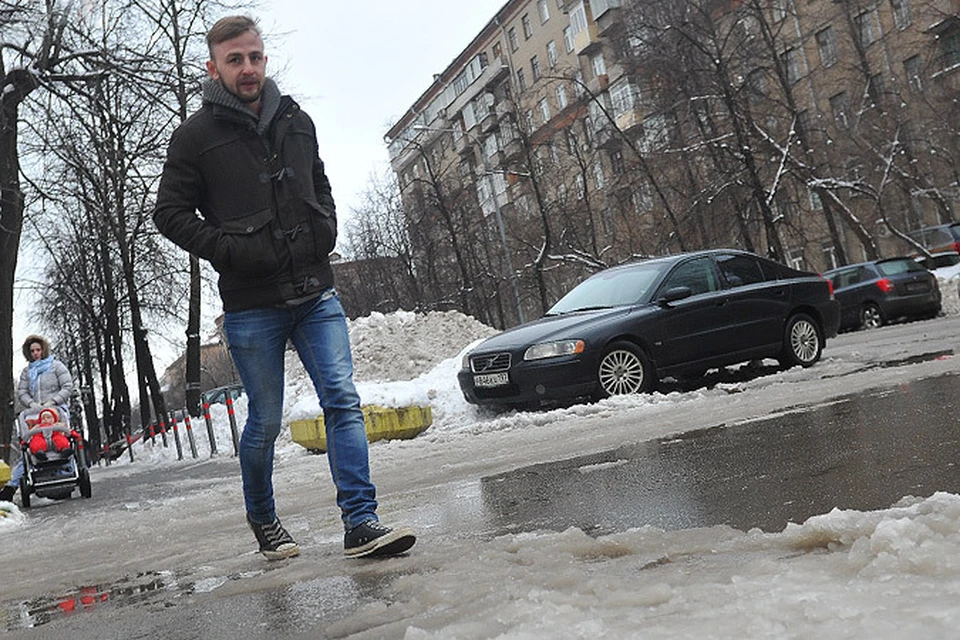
[778, 313, 823, 368]
[860, 303, 884, 330]
[596, 341, 654, 398]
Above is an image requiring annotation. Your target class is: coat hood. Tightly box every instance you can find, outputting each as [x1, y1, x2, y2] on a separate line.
[21, 335, 50, 361]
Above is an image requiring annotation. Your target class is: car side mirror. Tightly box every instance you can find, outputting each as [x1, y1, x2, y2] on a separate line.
[659, 286, 692, 306]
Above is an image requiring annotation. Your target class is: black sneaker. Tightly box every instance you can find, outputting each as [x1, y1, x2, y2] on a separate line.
[0, 485, 15, 503]
[247, 516, 300, 560]
[344, 519, 416, 558]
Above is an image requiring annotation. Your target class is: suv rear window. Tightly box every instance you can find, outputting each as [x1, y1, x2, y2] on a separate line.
[876, 259, 927, 276]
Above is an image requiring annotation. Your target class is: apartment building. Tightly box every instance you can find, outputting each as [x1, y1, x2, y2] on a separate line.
[384, 0, 959, 322]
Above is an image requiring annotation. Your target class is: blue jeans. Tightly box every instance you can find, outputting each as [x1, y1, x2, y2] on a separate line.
[224, 289, 377, 530]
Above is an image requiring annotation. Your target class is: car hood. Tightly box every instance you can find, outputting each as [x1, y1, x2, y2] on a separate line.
[470, 307, 636, 352]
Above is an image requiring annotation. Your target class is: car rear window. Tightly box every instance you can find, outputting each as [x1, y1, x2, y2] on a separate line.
[717, 254, 765, 287]
[876, 259, 927, 276]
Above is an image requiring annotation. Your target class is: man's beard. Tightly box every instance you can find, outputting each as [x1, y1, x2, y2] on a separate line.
[221, 79, 261, 104]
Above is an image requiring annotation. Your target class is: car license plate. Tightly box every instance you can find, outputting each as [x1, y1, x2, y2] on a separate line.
[906, 282, 927, 292]
[474, 372, 509, 388]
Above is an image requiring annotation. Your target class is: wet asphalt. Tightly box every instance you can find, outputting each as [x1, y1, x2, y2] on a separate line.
[5, 354, 960, 636]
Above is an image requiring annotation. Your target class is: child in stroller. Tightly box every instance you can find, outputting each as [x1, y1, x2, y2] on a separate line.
[27, 407, 75, 460]
[17, 406, 91, 508]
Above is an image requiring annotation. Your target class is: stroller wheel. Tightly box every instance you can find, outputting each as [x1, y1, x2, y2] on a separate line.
[19, 478, 31, 509]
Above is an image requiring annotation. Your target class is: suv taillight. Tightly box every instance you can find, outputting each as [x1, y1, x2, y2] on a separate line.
[875, 278, 894, 293]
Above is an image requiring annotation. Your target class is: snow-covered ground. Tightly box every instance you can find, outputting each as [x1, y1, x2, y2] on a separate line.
[2, 268, 960, 638]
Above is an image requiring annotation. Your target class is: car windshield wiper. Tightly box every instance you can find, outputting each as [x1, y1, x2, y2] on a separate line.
[547, 305, 614, 315]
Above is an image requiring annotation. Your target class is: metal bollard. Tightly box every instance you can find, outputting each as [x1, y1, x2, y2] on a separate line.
[226, 395, 240, 457]
[126, 433, 134, 462]
[148, 422, 156, 444]
[203, 402, 218, 456]
[183, 411, 198, 459]
[170, 412, 183, 461]
[158, 415, 169, 448]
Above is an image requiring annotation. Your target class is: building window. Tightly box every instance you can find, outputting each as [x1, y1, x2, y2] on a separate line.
[867, 72, 885, 106]
[610, 149, 624, 174]
[493, 42, 502, 59]
[547, 40, 558, 67]
[830, 91, 850, 128]
[556, 84, 568, 110]
[517, 67, 527, 91]
[570, 2, 588, 37]
[771, 0, 788, 22]
[508, 27, 519, 51]
[525, 109, 535, 131]
[904, 55, 922, 92]
[940, 30, 960, 69]
[782, 47, 803, 84]
[575, 174, 585, 199]
[816, 26, 838, 68]
[855, 9, 879, 48]
[591, 53, 607, 78]
[522, 13, 533, 39]
[610, 82, 637, 117]
[538, 0, 549, 23]
[890, 0, 912, 30]
[563, 26, 574, 53]
[538, 98, 551, 123]
[531, 55, 541, 81]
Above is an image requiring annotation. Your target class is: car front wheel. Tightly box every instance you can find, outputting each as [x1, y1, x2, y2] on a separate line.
[596, 341, 654, 398]
[860, 303, 884, 329]
[778, 313, 823, 368]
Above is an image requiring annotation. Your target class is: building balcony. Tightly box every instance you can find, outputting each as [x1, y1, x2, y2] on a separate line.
[502, 137, 524, 161]
[575, 24, 602, 55]
[614, 107, 645, 133]
[479, 110, 499, 134]
[586, 73, 610, 95]
[594, 126, 621, 149]
[454, 134, 473, 156]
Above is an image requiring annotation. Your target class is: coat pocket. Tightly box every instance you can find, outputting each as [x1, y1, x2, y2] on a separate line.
[214, 208, 282, 276]
[305, 200, 337, 258]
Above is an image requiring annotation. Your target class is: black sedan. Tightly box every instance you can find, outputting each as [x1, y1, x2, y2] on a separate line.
[824, 257, 941, 331]
[459, 249, 841, 408]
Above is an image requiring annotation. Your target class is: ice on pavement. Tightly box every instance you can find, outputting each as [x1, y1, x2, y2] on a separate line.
[3, 274, 960, 638]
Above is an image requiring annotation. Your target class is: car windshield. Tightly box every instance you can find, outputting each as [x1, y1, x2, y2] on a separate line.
[877, 259, 927, 276]
[547, 263, 662, 314]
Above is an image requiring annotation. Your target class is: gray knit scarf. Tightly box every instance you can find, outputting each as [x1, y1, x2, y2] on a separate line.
[202, 76, 282, 136]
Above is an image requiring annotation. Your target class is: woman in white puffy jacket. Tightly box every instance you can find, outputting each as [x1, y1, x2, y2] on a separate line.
[16, 334, 74, 409]
[1, 335, 75, 503]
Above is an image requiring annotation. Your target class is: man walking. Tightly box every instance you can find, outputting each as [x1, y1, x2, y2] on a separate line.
[154, 15, 415, 560]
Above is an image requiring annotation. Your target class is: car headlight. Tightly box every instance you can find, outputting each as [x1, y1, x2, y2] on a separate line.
[461, 354, 472, 370]
[524, 340, 585, 361]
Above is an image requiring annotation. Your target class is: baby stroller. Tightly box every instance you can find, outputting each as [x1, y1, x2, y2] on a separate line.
[17, 407, 92, 508]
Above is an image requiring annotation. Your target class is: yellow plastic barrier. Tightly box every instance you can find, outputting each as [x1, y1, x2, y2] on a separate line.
[290, 404, 432, 453]
[0, 461, 10, 486]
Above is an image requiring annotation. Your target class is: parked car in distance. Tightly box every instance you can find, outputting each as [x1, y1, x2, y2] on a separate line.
[907, 222, 960, 255]
[824, 257, 941, 331]
[458, 249, 841, 409]
[914, 251, 960, 271]
[201, 383, 244, 407]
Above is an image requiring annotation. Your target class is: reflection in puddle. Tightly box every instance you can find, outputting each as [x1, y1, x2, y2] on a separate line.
[3, 568, 267, 630]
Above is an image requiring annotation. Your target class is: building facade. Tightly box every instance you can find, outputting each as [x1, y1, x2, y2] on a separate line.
[385, 0, 959, 326]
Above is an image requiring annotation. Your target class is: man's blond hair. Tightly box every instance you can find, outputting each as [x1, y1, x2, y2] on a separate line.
[206, 15, 261, 58]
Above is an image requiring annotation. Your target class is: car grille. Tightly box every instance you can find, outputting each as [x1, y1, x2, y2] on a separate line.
[471, 352, 511, 373]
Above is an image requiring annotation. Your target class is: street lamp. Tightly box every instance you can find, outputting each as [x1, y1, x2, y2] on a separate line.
[412, 124, 525, 324]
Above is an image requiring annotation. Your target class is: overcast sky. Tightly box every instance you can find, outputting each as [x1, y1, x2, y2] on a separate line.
[12, 0, 509, 361]
[261, 0, 509, 219]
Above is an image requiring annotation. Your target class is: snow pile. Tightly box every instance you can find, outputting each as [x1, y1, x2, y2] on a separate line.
[348, 310, 498, 382]
[325, 492, 960, 638]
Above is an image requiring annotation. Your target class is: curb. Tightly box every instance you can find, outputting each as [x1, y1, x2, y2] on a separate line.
[290, 405, 433, 453]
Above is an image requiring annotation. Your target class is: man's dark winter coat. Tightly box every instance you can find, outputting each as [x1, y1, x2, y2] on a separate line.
[154, 79, 338, 311]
